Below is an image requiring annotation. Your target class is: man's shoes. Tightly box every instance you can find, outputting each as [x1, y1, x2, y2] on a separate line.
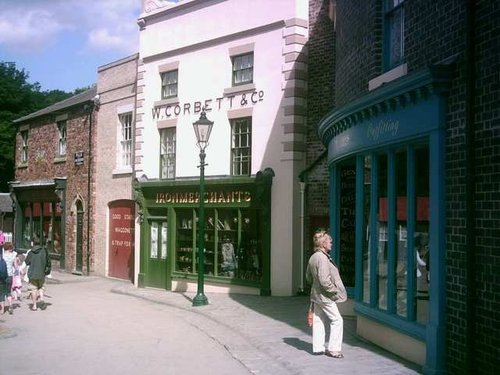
[312, 351, 325, 355]
[325, 351, 344, 359]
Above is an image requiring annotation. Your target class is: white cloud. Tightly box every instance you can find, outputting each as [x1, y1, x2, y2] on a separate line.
[0, 7, 67, 52]
[0, 0, 140, 55]
[88, 28, 134, 52]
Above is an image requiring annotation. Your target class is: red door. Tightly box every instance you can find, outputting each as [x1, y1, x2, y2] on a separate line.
[109, 201, 135, 281]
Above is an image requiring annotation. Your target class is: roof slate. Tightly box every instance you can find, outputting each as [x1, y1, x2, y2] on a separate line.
[13, 86, 98, 124]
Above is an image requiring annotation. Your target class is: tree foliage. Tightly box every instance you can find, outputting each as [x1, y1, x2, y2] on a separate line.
[0, 62, 74, 192]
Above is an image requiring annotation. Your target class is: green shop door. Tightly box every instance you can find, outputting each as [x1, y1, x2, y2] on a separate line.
[146, 220, 169, 288]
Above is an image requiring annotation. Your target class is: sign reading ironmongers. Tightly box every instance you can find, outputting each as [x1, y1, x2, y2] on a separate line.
[155, 190, 252, 204]
[74, 151, 84, 166]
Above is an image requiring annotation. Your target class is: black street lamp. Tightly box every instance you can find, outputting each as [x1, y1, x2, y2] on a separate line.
[192, 110, 214, 307]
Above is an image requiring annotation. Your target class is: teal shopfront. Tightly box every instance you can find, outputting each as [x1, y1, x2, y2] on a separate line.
[134, 169, 274, 296]
[318, 66, 451, 372]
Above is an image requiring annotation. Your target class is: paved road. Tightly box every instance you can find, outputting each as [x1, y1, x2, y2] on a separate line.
[1, 272, 422, 375]
[0, 276, 250, 375]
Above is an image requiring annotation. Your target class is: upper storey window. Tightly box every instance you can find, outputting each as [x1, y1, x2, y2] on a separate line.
[231, 117, 252, 176]
[161, 70, 178, 99]
[57, 120, 67, 156]
[118, 112, 133, 168]
[21, 130, 28, 163]
[160, 127, 176, 179]
[232, 53, 253, 86]
[384, 0, 405, 70]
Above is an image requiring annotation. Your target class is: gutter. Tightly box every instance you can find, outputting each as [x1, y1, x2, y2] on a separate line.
[465, 2, 477, 372]
[297, 150, 327, 294]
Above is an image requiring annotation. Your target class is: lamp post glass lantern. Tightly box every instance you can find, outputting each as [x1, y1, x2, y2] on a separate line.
[192, 110, 214, 306]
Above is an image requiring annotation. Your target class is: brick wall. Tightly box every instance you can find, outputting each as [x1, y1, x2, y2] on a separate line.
[15, 107, 96, 273]
[306, 0, 335, 226]
[335, 0, 382, 107]
[313, 0, 499, 372]
[94, 54, 138, 276]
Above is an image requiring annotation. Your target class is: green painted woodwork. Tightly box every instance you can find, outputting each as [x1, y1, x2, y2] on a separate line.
[133, 168, 274, 294]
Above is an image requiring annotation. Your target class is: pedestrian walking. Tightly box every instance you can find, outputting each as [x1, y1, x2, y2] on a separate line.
[2, 241, 16, 314]
[24, 239, 49, 311]
[0, 252, 8, 314]
[0, 230, 4, 252]
[11, 252, 25, 302]
[306, 231, 347, 358]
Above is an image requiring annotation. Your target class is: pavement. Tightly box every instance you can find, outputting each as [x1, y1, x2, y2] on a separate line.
[21, 270, 422, 374]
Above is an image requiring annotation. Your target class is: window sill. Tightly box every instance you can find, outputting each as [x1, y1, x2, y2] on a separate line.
[154, 97, 179, 107]
[112, 167, 133, 176]
[354, 301, 426, 341]
[368, 63, 408, 91]
[17, 163, 28, 169]
[223, 83, 256, 96]
[53, 156, 67, 164]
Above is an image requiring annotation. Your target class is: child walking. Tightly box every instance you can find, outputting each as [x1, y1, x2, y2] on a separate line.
[11, 253, 24, 302]
[1, 242, 16, 314]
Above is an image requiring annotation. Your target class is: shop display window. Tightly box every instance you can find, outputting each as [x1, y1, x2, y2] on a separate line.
[359, 143, 429, 324]
[20, 201, 62, 250]
[175, 208, 261, 282]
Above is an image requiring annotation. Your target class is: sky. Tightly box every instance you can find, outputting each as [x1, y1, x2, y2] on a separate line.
[0, 0, 142, 93]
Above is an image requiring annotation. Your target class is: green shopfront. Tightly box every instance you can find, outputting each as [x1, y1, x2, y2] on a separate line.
[134, 169, 274, 296]
[318, 66, 450, 372]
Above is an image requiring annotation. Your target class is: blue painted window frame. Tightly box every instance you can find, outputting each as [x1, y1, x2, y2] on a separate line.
[351, 141, 429, 341]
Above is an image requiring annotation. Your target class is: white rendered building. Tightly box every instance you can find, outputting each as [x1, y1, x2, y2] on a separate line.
[134, 0, 309, 296]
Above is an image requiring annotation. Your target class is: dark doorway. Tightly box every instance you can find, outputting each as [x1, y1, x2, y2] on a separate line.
[76, 200, 84, 273]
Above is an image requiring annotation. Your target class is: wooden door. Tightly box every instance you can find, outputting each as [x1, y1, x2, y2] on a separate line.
[108, 201, 135, 282]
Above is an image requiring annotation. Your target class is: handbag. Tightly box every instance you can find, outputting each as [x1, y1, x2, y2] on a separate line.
[307, 302, 314, 327]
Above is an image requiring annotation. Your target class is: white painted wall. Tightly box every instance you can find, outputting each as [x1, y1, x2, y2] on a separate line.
[137, 0, 309, 295]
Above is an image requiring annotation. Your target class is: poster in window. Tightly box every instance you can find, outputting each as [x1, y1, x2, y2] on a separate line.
[150, 222, 158, 258]
[339, 163, 356, 288]
[161, 222, 168, 259]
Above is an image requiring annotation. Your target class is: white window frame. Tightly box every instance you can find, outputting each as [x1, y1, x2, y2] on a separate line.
[160, 127, 176, 179]
[232, 53, 254, 86]
[57, 121, 67, 156]
[21, 130, 28, 163]
[118, 112, 133, 169]
[161, 70, 178, 99]
[230, 117, 252, 176]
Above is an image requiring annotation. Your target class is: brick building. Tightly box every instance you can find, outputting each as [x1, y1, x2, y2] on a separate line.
[10, 54, 140, 283]
[10, 88, 100, 274]
[93, 54, 138, 281]
[310, 0, 499, 374]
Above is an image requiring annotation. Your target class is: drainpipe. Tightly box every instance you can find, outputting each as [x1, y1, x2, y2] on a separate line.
[86, 94, 100, 276]
[465, 1, 476, 373]
[298, 150, 328, 294]
[298, 181, 306, 293]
